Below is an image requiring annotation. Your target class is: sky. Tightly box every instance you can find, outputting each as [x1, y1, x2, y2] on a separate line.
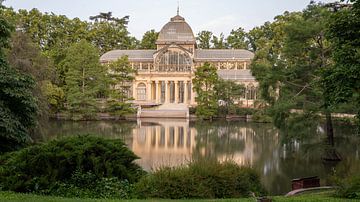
[3, 0, 336, 39]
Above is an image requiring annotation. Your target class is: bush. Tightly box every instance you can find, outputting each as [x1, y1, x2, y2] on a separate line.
[47, 170, 134, 199]
[0, 135, 145, 194]
[135, 160, 266, 199]
[335, 174, 360, 199]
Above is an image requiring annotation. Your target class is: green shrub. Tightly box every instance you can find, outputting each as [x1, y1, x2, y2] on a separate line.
[135, 160, 266, 199]
[47, 170, 134, 199]
[335, 174, 360, 199]
[0, 135, 145, 193]
[235, 107, 257, 116]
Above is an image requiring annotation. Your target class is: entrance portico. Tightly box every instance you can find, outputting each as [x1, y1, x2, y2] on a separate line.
[134, 79, 193, 105]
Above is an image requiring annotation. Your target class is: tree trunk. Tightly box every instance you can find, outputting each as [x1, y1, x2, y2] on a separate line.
[82, 67, 85, 94]
[325, 111, 334, 147]
[322, 110, 341, 161]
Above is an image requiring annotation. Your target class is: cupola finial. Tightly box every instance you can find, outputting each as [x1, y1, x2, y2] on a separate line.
[177, 1, 179, 15]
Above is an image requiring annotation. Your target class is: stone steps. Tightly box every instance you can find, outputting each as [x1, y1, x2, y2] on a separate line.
[139, 103, 189, 118]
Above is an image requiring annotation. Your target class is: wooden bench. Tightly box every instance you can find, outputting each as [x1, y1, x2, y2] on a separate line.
[292, 176, 320, 190]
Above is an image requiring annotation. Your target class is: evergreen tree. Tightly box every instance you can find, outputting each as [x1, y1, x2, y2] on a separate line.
[193, 62, 219, 120]
[63, 40, 106, 119]
[106, 56, 136, 117]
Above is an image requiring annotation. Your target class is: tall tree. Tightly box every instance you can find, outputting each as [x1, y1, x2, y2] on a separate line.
[106, 56, 136, 117]
[63, 40, 107, 119]
[226, 27, 249, 49]
[212, 33, 227, 49]
[323, 0, 360, 131]
[0, 16, 38, 152]
[251, 5, 339, 157]
[6, 31, 52, 138]
[196, 31, 213, 49]
[140, 29, 158, 49]
[193, 62, 219, 120]
[89, 13, 133, 54]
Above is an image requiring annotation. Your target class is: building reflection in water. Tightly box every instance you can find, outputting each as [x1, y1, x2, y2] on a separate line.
[131, 118, 272, 171]
[132, 118, 196, 170]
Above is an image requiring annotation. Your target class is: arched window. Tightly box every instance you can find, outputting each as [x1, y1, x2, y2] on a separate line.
[246, 84, 257, 100]
[137, 83, 146, 100]
[156, 50, 192, 72]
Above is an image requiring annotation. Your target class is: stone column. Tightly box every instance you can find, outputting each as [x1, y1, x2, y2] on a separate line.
[147, 81, 152, 101]
[165, 81, 170, 103]
[132, 82, 137, 100]
[174, 81, 179, 104]
[190, 82, 196, 105]
[184, 81, 188, 104]
[155, 81, 160, 103]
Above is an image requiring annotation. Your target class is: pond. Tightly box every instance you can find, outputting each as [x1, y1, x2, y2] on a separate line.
[43, 118, 360, 195]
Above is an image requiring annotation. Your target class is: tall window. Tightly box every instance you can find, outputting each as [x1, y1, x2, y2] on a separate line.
[246, 84, 257, 100]
[156, 50, 192, 72]
[137, 83, 146, 100]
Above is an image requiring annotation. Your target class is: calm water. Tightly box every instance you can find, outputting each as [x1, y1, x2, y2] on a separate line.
[43, 119, 360, 195]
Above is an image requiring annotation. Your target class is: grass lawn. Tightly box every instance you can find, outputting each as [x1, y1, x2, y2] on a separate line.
[0, 191, 358, 202]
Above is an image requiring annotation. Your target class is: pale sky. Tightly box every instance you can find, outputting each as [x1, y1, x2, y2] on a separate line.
[4, 0, 336, 39]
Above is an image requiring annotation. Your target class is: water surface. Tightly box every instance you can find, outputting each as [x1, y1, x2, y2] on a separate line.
[44, 118, 360, 195]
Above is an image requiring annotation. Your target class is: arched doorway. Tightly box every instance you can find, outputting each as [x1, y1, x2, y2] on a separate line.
[137, 83, 146, 100]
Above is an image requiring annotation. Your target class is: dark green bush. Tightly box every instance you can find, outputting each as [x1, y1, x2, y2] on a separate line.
[0, 135, 144, 193]
[47, 170, 134, 199]
[235, 107, 257, 116]
[335, 174, 360, 199]
[135, 160, 266, 199]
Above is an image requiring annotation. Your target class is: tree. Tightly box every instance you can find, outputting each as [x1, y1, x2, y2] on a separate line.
[196, 31, 213, 49]
[0, 16, 38, 152]
[212, 33, 227, 49]
[193, 62, 219, 120]
[251, 4, 339, 156]
[63, 40, 107, 119]
[140, 29, 158, 49]
[106, 56, 136, 117]
[88, 12, 134, 54]
[226, 27, 249, 49]
[215, 79, 245, 114]
[323, 0, 360, 131]
[6, 31, 53, 139]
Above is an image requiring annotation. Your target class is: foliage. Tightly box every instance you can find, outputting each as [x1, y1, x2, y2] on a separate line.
[196, 30, 213, 49]
[0, 16, 38, 153]
[106, 56, 136, 117]
[135, 160, 266, 199]
[226, 27, 249, 49]
[88, 13, 137, 54]
[323, 0, 360, 131]
[139, 29, 158, 49]
[251, 4, 337, 144]
[6, 31, 52, 138]
[335, 174, 360, 199]
[0, 135, 144, 193]
[215, 79, 245, 114]
[48, 171, 134, 199]
[192, 62, 219, 120]
[63, 40, 107, 120]
[42, 81, 65, 113]
[212, 33, 227, 49]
